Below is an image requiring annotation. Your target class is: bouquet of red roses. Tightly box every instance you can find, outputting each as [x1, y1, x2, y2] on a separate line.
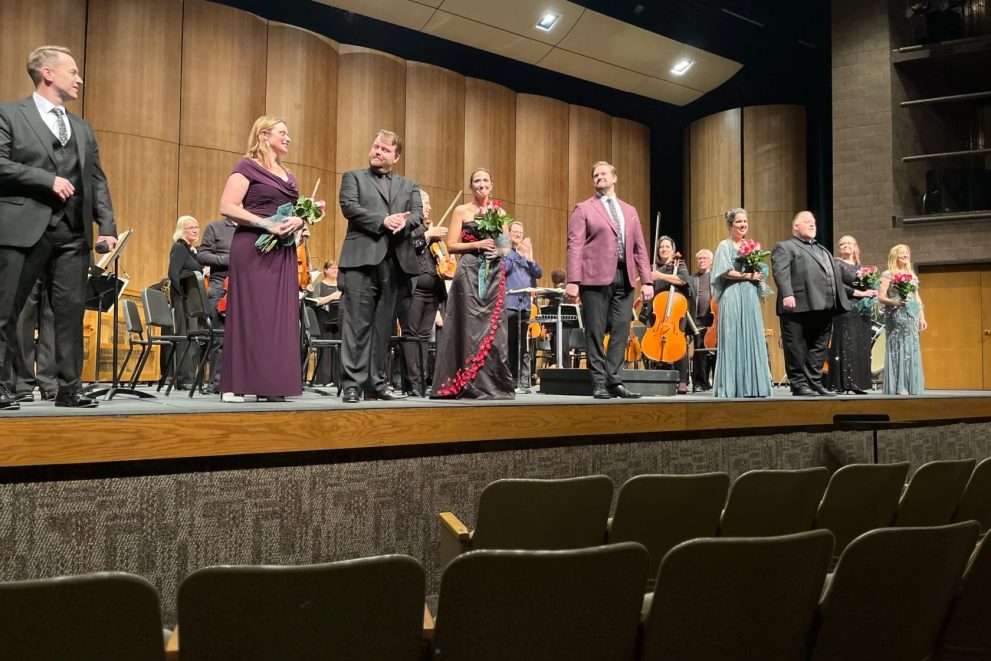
[890, 272, 917, 298]
[256, 196, 327, 253]
[474, 200, 513, 238]
[737, 239, 770, 272]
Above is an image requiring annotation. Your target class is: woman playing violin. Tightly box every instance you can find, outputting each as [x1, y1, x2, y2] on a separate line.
[397, 190, 448, 396]
[644, 236, 693, 394]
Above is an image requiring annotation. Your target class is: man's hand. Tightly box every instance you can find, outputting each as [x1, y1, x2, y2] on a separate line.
[564, 283, 580, 303]
[640, 284, 654, 301]
[95, 235, 118, 252]
[519, 237, 534, 260]
[782, 295, 796, 310]
[383, 211, 410, 234]
[53, 176, 75, 201]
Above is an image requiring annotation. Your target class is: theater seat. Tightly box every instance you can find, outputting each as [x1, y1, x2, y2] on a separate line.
[0, 571, 166, 661]
[718, 467, 829, 537]
[953, 456, 991, 534]
[176, 555, 425, 661]
[438, 475, 613, 568]
[937, 535, 991, 660]
[895, 458, 976, 527]
[431, 542, 647, 661]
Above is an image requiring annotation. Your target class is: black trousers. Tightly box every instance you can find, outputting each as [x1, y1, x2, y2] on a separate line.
[205, 285, 226, 388]
[13, 276, 57, 396]
[506, 308, 532, 387]
[580, 267, 634, 388]
[780, 309, 833, 390]
[692, 325, 715, 389]
[339, 254, 402, 393]
[398, 272, 443, 390]
[0, 221, 89, 392]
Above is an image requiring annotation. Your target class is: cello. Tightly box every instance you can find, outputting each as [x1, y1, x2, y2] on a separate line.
[640, 252, 689, 363]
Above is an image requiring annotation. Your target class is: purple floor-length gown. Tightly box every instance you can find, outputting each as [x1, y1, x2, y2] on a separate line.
[219, 158, 302, 397]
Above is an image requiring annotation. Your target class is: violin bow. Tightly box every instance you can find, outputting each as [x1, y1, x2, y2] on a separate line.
[310, 178, 321, 200]
[434, 191, 464, 228]
[651, 211, 663, 270]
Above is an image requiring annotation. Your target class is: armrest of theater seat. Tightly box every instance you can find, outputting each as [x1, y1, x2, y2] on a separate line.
[165, 626, 179, 661]
[423, 603, 435, 640]
[439, 511, 471, 568]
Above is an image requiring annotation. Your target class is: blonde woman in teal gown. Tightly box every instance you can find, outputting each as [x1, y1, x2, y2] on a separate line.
[878, 244, 926, 395]
[711, 208, 773, 398]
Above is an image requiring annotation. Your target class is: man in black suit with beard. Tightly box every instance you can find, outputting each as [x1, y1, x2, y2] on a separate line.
[771, 211, 849, 397]
[0, 46, 117, 410]
[337, 130, 422, 403]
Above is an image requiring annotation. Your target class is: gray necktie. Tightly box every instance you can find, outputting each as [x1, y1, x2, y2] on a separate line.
[52, 107, 68, 146]
[605, 197, 625, 258]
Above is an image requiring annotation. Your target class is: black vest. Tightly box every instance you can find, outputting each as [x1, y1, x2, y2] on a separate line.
[50, 129, 84, 231]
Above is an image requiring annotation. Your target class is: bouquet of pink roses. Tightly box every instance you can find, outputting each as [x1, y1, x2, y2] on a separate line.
[737, 239, 770, 272]
[474, 200, 513, 238]
[890, 272, 917, 298]
[853, 265, 880, 290]
[255, 196, 327, 253]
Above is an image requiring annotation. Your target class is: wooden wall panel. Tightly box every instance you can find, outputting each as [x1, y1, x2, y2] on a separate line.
[405, 62, 465, 192]
[515, 205, 568, 286]
[611, 117, 651, 242]
[464, 78, 516, 203]
[0, 0, 86, 114]
[336, 46, 406, 175]
[743, 105, 806, 214]
[95, 131, 179, 290]
[177, 146, 241, 230]
[568, 105, 611, 211]
[515, 94, 568, 210]
[283, 161, 336, 270]
[84, 0, 181, 141]
[180, 0, 267, 152]
[266, 23, 338, 172]
[689, 109, 741, 223]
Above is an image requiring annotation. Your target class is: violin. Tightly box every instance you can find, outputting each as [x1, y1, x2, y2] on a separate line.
[704, 298, 718, 349]
[297, 237, 312, 290]
[527, 303, 545, 340]
[640, 252, 688, 363]
[217, 276, 230, 315]
[430, 240, 457, 279]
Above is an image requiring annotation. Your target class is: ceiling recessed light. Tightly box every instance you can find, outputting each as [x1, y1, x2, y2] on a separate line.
[535, 11, 561, 32]
[671, 59, 694, 75]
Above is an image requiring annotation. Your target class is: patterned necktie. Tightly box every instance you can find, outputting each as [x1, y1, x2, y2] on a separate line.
[605, 197, 625, 257]
[52, 107, 68, 146]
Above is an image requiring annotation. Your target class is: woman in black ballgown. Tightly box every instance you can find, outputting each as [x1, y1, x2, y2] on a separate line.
[827, 235, 876, 393]
[431, 168, 514, 399]
[310, 260, 341, 386]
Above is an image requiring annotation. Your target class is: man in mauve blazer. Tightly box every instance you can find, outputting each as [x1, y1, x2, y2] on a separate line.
[0, 46, 117, 410]
[337, 129, 422, 403]
[566, 161, 653, 399]
[771, 210, 850, 397]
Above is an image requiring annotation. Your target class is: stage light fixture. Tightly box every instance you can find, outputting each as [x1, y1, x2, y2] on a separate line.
[535, 11, 561, 32]
[671, 58, 694, 75]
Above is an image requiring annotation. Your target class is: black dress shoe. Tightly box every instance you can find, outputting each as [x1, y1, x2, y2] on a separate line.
[54, 390, 99, 408]
[0, 384, 19, 411]
[41, 390, 58, 401]
[342, 386, 361, 404]
[791, 386, 819, 397]
[405, 388, 424, 398]
[850, 389, 868, 395]
[13, 391, 34, 403]
[608, 384, 642, 399]
[811, 384, 837, 397]
[367, 388, 407, 401]
[593, 385, 611, 399]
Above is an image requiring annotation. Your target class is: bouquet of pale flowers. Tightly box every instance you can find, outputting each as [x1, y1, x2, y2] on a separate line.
[473, 200, 513, 296]
[736, 238, 773, 301]
[255, 196, 326, 253]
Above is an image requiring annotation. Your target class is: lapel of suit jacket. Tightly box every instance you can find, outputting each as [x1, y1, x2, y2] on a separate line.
[592, 196, 619, 238]
[795, 237, 829, 274]
[19, 98, 58, 166]
[364, 169, 390, 207]
[388, 173, 402, 208]
[67, 113, 87, 170]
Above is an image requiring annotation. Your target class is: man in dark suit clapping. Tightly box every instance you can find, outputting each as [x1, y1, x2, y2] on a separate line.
[337, 130, 422, 403]
[0, 46, 117, 410]
[771, 211, 849, 397]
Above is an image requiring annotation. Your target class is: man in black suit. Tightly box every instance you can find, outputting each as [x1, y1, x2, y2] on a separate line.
[0, 46, 117, 410]
[196, 218, 236, 394]
[771, 211, 849, 397]
[690, 248, 715, 391]
[337, 130, 422, 403]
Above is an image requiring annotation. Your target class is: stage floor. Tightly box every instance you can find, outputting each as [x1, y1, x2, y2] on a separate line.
[1, 386, 989, 468]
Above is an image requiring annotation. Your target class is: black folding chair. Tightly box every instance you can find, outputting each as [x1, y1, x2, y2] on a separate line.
[140, 287, 186, 393]
[173, 272, 223, 397]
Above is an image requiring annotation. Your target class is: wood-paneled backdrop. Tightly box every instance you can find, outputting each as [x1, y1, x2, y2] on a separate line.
[685, 105, 807, 382]
[0, 0, 650, 291]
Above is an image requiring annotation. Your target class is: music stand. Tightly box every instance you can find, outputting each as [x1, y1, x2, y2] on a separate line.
[84, 229, 151, 400]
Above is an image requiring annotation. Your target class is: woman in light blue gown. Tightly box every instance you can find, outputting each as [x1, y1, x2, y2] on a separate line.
[878, 244, 926, 395]
[711, 208, 773, 398]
